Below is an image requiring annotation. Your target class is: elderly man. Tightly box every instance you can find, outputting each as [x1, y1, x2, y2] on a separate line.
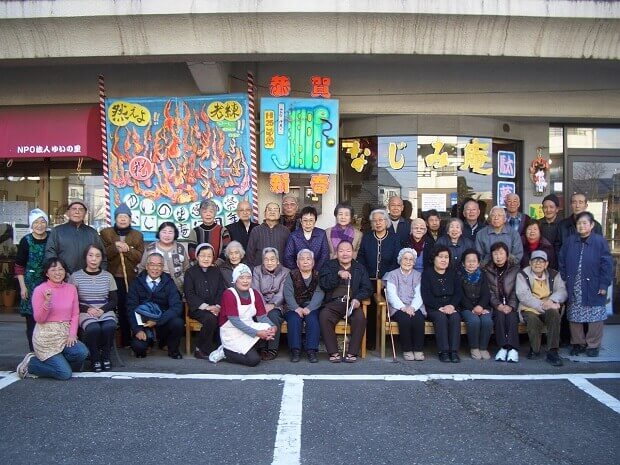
[226, 200, 258, 251]
[462, 199, 486, 240]
[387, 195, 411, 247]
[504, 193, 531, 235]
[516, 250, 567, 366]
[539, 194, 562, 257]
[558, 192, 603, 245]
[188, 199, 231, 260]
[126, 253, 184, 359]
[280, 194, 301, 232]
[246, 202, 291, 268]
[45, 201, 106, 273]
[475, 205, 523, 263]
[319, 240, 372, 363]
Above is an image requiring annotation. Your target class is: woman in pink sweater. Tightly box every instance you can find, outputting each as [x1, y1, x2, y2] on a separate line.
[16, 258, 89, 380]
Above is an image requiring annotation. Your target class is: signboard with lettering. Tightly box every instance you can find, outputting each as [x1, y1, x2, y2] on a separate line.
[105, 95, 253, 241]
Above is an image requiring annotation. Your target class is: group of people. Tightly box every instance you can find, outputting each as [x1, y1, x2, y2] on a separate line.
[14, 190, 613, 379]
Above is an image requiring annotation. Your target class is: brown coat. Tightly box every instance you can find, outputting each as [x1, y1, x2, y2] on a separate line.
[99, 227, 145, 282]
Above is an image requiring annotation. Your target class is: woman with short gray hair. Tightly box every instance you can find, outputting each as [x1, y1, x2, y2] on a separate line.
[216, 240, 246, 285]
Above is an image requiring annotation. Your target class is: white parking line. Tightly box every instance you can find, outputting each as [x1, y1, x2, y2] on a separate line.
[272, 375, 304, 465]
[568, 375, 620, 414]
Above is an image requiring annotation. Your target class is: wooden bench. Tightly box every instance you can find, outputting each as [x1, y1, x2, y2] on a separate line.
[185, 298, 370, 358]
[376, 280, 533, 359]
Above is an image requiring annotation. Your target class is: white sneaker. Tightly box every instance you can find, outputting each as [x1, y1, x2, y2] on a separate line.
[16, 352, 36, 379]
[208, 345, 226, 364]
[495, 348, 508, 362]
[507, 349, 519, 363]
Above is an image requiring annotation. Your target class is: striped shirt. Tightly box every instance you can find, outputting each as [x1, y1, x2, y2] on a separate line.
[69, 269, 117, 313]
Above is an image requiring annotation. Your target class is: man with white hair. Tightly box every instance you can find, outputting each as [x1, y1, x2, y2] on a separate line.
[475, 205, 523, 263]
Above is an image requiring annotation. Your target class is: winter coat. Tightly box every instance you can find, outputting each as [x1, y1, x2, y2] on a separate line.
[483, 257, 520, 311]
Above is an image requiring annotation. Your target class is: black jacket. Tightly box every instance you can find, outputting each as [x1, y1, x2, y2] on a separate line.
[319, 259, 373, 303]
[183, 265, 227, 314]
[421, 267, 462, 312]
[226, 219, 258, 251]
[459, 271, 491, 311]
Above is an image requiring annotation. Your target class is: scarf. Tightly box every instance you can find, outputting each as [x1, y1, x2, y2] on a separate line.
[114, 224, 132, 237]
[330, 225, 355, 250]
[528, 240, 540, 252]
[290, 269, 319, 305]
[411, 236, 426, 256]
[465, 268, 482, 284]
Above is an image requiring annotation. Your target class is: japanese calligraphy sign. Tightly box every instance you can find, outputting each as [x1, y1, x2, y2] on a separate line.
[270, 173, 290, 194]
[105, 95, 253, 241]
[498, 150, 516, 178]
[260, 98, 339, 174]
[497, 181, 516, 207]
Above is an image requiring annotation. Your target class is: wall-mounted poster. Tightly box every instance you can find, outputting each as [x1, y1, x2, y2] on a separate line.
[260, 97, 339, 174]
[498, 150, 516, 178]
[497, 181, 516, 207]
[105, 95, 253, 241]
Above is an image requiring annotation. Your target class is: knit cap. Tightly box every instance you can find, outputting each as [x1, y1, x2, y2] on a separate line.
[115, 203, 132, 219]
[232, 264, 252, 283]
[29, 208, 49, 229]
[542, 194, 560, 207]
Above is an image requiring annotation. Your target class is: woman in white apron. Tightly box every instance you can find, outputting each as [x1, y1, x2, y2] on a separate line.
[210, 264, 276, 366]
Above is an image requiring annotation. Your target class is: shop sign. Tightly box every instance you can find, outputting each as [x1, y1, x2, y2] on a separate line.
[310, 174, 330, 195]
[343, 139, 372, 173]
[498, 151, 516, 178]
[105, 94, 253, 241]
[270, 173, 290, 194]
[421, 138, 492, 175]
[260, 98, 339, 174]
[497, 181, 516, 207]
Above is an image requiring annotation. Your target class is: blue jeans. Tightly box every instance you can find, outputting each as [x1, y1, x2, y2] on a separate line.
[461, 310, 493, 350]
[285, 309, 320, 351]
[28, 341, 89, 380]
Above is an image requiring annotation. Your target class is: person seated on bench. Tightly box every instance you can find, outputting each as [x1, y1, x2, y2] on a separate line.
[212, 264, 276, 367]
[252, 247, 290, 361]
[216, 240, 246, 286]
[383, 248, 426, 361]
[458, 248, 492, 361]
[516, 250, 567, 366]
[127, 253, 184, 359]
[283, 249, 324, 363]
[319, 240, 372, 363]
[484, 242, 520, 363]
[184, 243, 227, 360]
[69, 244, 118, 372]
[421, 245, 463, 363]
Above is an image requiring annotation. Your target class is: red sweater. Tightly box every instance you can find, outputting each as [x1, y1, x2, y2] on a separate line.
[218, 288, 267, 327]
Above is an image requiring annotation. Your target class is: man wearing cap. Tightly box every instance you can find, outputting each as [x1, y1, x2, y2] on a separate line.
[558, 192, 603, 245]
[539, 194, 562, 257]
[516, 250, 567, 366]
[45, 201, 107, 274]
[187, 199, 231, 261]
[226, 200, 258, 251]
[100, 203, 145, 347]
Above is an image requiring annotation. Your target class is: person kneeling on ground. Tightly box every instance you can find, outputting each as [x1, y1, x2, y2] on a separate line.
[210, 264, 277, 366]
[283, 249, 324, 363]
[319, 240, 372, 363]
[127, 253, 184, 359]
[516, 250, 568, 366]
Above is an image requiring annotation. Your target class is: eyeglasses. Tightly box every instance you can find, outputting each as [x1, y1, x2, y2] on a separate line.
[238, 208, 251, 212]
[147, 263, 164, 268]
[69, 207, 85, 212]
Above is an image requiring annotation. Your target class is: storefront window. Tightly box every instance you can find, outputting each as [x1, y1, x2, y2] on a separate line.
[566, 127, 620, 149]
[548, 126, 565, 212]
[49, 168, 106, 230]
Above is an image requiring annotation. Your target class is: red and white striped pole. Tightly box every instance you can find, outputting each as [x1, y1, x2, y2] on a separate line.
[98, 74, 111, 225]
[247, 71, 259, 223]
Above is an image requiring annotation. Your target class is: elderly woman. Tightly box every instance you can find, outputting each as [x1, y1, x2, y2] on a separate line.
[436, 218, 474, 273]
[184, 243, 227, 359]
[188, 199, 231, 260]
[409, 218, 433, 271]
[459, 249, 493, 360]
[484, 241, 520, 362]
[325, 203, 363, 259]
[475, 205, 523, 263]
[283, 206, 329, 272]
[216, 240, 246, 285]
[521, 220, 557, 270]
[421, 245, 462, 363]
[16, 258, 89, 380]
[383, 248, 426, 361]
[139, 221, 189, 293]
[252, 247, 290, 361]
[560, 211, 613, 358]
[284, 249, 324, 363]
[357, 208, 400, 280]
[69, 244, 118, 372]
[210, 264, 277, 367]
[15, 208, 50, 351]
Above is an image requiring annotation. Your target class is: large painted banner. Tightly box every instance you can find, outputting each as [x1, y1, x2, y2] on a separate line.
[105, 95, 252, 241]
[260, 97, 339, 174]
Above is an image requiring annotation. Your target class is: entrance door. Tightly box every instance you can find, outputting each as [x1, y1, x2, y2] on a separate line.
[567, 154, 620, 316]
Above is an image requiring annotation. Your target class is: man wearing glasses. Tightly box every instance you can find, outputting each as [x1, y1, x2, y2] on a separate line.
[45, 201, 106, 273]
[226, 200, 258, 251]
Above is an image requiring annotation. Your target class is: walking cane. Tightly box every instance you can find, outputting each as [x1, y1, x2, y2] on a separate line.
[342, 276, 352, 359]
[119, 251, 129, 290]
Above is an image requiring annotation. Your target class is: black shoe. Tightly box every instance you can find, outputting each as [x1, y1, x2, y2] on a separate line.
[527, 348, 540, 360]
[261, 349, 278, 361]
[168, 351, 183, 360]
[92, 361, 102, 373]
[570, 344, 586, 356]
[290, 349, 301, 363]
[449, 351, 461, 363]
[307, 350, 318, 364]
[546, 350, 563, 367]
[194, 348, 209, 360]
[438, 352, 451, 363]
[586, 348, 599, 357]
[102, 360, 111, 371]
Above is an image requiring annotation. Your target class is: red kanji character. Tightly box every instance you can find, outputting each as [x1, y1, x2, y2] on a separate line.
[310, 76, 331, 98]
[269, 75, 291, 97]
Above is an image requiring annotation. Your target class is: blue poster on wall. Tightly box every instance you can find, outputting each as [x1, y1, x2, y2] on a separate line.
[105, 95, 253, 241]
[260, 97, 339, 174]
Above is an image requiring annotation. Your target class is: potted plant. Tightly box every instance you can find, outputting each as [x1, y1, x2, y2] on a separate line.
[0, 270, 17, 310]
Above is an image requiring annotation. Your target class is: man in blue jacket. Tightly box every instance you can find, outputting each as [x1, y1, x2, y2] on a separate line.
[126, 253, 184, 359]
